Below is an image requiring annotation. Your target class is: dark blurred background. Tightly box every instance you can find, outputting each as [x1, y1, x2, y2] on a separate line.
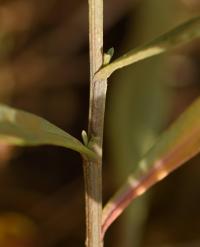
[0, 0, 199, 246]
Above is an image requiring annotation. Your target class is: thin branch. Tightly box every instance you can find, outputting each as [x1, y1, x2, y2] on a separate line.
[83, 0, 107, 246]
[95, 16, 200, 81]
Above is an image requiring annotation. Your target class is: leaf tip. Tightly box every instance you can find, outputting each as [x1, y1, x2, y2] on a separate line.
[81, 130, 88, 146]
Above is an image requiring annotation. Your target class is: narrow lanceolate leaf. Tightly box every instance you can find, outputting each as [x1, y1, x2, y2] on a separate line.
[102, 96, 200, 238]
[0, 104, 96, 159]
[95, 16, 200, 81]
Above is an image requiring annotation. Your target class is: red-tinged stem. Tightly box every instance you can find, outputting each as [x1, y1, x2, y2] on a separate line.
[102, 114, 200, 238]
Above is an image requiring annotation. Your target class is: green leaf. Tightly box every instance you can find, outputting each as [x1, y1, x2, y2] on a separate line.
[103, 47, 114, 65]
[0, 104, 96, 159]
[102, 96, 200, 237]
[95, 16, 200, 80]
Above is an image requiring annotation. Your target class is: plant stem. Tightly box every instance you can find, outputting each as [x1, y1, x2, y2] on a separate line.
[83, 0, 107, 246]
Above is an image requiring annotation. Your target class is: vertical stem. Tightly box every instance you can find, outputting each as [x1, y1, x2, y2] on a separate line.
[83, 0, 107, 246]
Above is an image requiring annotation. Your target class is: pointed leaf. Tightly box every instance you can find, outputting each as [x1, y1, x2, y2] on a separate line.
[0, 104, 96, 159]
[95, 16, 200, 80]
[102, 96, 200, 237]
